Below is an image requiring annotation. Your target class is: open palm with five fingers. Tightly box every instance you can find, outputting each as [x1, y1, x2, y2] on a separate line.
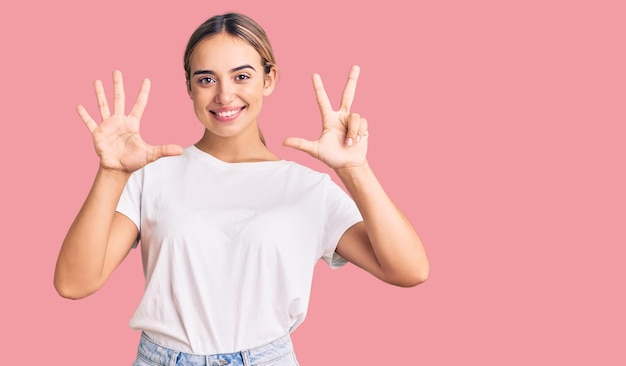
[77, 70, 183, 172]
[284, 65, 369, 170]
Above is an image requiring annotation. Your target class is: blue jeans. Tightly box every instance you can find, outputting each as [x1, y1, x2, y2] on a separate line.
[133, 332, 300, 366]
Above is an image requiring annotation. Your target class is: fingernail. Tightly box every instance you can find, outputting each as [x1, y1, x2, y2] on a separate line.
[356, 134, 361, 142]
[346, 138, 354, 146]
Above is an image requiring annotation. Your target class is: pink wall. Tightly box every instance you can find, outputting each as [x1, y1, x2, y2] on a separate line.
[1, 0, 624, 364]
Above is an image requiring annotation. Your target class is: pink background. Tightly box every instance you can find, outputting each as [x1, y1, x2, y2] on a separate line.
[1, 0, 624, 364]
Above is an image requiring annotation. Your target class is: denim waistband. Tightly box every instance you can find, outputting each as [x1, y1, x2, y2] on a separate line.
[136, 332, 294, 366]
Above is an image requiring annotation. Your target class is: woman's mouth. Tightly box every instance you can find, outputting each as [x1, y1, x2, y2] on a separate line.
[211, 107, 244, 122]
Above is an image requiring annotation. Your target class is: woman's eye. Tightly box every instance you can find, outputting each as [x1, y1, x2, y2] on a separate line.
[199, 77, 215, 84]
[235, 74, 250, 81]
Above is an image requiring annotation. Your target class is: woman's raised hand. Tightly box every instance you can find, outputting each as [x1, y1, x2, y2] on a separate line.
[77, 70, 183, 173]
[283, 65, 369, 170]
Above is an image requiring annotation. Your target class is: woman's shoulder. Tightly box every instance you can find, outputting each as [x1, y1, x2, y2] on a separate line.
[282, 158, 323, 174]
[280, 159, 336, 187]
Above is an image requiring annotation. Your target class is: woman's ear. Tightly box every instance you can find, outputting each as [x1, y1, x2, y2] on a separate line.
[263, 66, 278, 96]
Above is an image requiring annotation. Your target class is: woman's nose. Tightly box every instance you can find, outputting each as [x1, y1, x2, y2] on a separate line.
[215, 82, 235, 104]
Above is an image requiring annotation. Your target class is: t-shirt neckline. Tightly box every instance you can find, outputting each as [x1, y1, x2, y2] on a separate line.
[188, 145, 287, 170]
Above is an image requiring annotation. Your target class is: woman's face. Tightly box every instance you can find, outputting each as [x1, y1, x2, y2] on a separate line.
[187, 33, 276, 141]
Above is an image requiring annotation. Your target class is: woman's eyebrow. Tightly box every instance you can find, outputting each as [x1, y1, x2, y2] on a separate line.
[231, 64, 256, 72]
[192, 64, 257, 76]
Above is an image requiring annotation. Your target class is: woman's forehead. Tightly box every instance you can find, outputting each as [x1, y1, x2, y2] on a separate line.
[190, 34, 262, 71]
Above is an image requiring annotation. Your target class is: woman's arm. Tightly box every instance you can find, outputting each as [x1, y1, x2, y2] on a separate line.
[284, 65, 429, 287]
[54, 169, 138, 299]
[334, 163, 429, 287]
[54, 70, 183, 299]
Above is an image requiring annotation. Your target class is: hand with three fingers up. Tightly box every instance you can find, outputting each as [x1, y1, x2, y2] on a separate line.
[284, 65, 368, 170]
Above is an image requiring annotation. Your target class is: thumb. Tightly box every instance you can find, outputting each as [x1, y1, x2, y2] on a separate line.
[283, 137, 318, 158]
[148, 144, 184, 163]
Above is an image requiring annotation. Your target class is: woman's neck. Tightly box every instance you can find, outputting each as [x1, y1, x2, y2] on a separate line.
[195, 130, 281, 163]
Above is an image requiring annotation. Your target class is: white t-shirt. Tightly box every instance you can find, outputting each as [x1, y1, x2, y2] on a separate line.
[116, 145, 363, 354]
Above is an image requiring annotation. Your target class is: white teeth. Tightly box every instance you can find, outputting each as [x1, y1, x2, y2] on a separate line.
[215, 109, 240, 117]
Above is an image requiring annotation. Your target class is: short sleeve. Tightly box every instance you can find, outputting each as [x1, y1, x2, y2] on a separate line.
[319, 176, 363, 269]
[116, 168, 144, 248]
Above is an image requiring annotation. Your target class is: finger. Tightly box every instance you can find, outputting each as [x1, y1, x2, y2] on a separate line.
[339, 65, 360, 113]
[112, 70, 125, 116]
[312, 73, 333, 118]
[129, 78, 151, 120]
[356, 117, 369, 143]
[77, 104, 98, 132]
[283, 137, 319, 158]
[345, 113, 361, 146]
[93, 79, 111, 119]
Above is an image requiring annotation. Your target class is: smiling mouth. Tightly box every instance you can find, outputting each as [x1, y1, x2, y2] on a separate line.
[211, 107, 244, 118]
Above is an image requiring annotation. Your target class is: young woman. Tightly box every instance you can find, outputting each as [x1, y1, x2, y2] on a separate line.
[54, 12, 429, 366]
